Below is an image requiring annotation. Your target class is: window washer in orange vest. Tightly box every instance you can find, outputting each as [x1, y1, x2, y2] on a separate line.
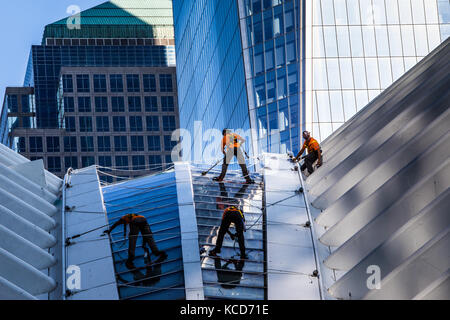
[213, 129, 255, 184]
[209, 205, 248, 260]
[105, 214, 167, 269]
[294, 131, 323, 174]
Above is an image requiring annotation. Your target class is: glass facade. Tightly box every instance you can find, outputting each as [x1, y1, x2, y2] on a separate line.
[173, 0, 253, 159]
[305, 0, 450, 141]
[174, 0, 448, 155]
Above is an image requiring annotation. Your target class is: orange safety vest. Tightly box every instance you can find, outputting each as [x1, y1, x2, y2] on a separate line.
[222, 133, 242, 149]
[302, 137, 320, 154]
[223, 206, 245, 222]
[121, 214, 145, 225]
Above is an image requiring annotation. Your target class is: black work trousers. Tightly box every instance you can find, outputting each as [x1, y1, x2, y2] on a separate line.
[218, 147, 249, 180]
[215, 211, 246, 256]
[301, 151, 319, 174]
[128, 217, 158, 262]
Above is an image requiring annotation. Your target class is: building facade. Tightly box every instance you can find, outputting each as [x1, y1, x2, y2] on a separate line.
[3, 0, 180, 182]
[173, 0, 450, 157]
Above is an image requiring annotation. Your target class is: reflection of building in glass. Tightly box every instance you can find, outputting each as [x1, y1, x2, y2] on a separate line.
[2, 0, 180, 181]
[174, 0, 450, 157]
[305, 0, 450, 141]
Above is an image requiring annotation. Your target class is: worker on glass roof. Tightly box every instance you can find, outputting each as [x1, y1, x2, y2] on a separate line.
[294, 131, 323, 174]
[209, 205, 248, 260]
[105, 213, 167, 269]
[213, 129, 255, 184]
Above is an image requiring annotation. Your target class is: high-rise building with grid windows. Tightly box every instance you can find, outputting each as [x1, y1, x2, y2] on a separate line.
[173, 0, 449, 157]
[2, 0, 180, 182]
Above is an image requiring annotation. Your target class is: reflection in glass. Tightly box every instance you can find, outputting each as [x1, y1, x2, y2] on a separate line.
[349, 26, 364, 57]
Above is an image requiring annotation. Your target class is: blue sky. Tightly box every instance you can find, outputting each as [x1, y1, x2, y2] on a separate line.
[0, 0, 104, 105]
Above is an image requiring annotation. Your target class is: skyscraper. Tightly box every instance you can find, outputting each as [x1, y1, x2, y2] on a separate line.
[3, 0, 180, 182]
[173, 0, 449, 158]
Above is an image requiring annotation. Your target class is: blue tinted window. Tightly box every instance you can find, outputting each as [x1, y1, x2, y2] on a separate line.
[76, 74, 90, 93]
[64, 97, 75, 112]
[131, 136, 145, 151]
[162, 116, 176, 131]
[93, 74, 107, 93]
[7, 95, 18, 112]
[115, 156, 129, 170]
[132, 155, 146, 170]
[97, 136, 111, 152]
[79, 116, 93, 132]
[128, 96, 142, 112]
[129, 116, 143, 132]
[143, 74, 156, 92]
[47, 157, 61, 173]
[127, 74, 140, 92]
[148, 155, 162, 171]
[147, 136, 161, 151]
[78, 97, 91, 112]
[64, 136, 77, 152]
[111, 96, 125, 112]
[110, 75, 124, 93]
[161, 96, 175, 112]
[160, 74, 173, 92]
[95, 97, 108, 112]
[96, 116, 110, 132]
[65, 117, 76, 132]
[46, 136, 60, 153]
[164, 135, 177, 152]
[113, 116, 127, 132]
[146, 116, 160, 131]
[80, 136, 94, 152]
[63, 75, 73, 93]
[114, 136, 128, 152]
[145, 96, 158, 112]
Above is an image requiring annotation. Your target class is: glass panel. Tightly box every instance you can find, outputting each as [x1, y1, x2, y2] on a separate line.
[401, 25, 417, 56]
[365, 57, 380, 89]
[326, 58, 341, 90]
[321, 0, 336, 25]
[388, 25, 403, 56]
[349, 26, 364, 57]
[264, 10, 274, 40]
[391, 57, 405, 81]
[414, 25, 429, 56]
[273, 5, 284, 37]
[385, 0, 400, 24]
[411, 0, 426, 24]
[334, 0, 348, 25]
[276, 67, 287, 99]
[398, 0, 413, 24]
[352, 58, 367, 89]
[375, 26, 390, 57]
[265, 40, 275, 71]
[372, 0, 387, 24]
[339, 58, 354, 89]
[342, 90, 357, 121]
[329, 90, 345, 122]
[313, 27, 326, 57]
[378, 57, 393, 89]
[347, 0, 362, 25]
[275, 36, 285, 66]
[323, 26, 338, 57]
[336, 26, 351, 57]
[437, 0, 450, 24]
[313, 59, 328, 90]
[427, 25, 441, 52]
[360, 0, 374, 25]
[362, 26, 377, 57]
[424, 0, 439, 24]
[313, 0, 322, 25]
[355, 90, 369, 110]
[316, 91, 331, 122]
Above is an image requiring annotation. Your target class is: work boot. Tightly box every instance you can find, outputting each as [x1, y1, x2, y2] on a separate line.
[209, 248, 221, 257]
[155, 251, 168, 261]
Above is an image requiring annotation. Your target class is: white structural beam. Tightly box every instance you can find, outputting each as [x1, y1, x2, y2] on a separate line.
[263, 153, 322, 300]
[174, 162, 205, 300]
[63, 166, 119, 300]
